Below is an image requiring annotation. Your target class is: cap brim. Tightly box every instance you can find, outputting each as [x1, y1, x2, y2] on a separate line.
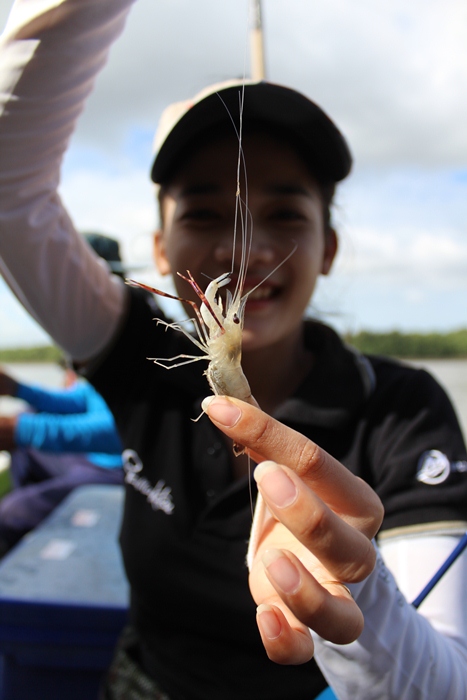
[151, 81, 352, 184]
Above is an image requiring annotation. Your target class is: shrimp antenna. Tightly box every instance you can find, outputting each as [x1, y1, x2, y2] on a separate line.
[126, 278, 208, 344]
[242, 241, 299, 301]
[215, 90, 254, 298]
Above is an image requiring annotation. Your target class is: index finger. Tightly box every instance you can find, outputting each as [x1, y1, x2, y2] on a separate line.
[202, 395, 383, 537]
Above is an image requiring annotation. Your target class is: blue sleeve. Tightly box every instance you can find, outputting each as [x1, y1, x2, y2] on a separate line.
[16, 382, 88, 414]
[15, 382, 122, 454]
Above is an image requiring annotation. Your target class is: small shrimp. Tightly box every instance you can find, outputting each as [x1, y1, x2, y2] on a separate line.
[127, 240, 296, 411]
[127, 266, 253, 405]
[128, 240, 251, 409]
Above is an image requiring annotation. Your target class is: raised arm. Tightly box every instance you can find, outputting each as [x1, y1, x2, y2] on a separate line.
[0, 0, 134, 361]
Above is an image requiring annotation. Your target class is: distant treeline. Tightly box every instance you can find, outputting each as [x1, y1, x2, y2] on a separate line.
[346, 329, 467, 359]
[0, 345, 63, 363]
[1, 330, 467, 361]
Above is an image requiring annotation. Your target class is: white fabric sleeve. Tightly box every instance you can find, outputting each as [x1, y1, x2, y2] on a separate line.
[0, 0, 135, 361]
[312, 532, 467, 699]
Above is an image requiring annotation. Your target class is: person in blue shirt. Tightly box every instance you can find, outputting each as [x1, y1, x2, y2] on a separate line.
[0, 365, 123, 550]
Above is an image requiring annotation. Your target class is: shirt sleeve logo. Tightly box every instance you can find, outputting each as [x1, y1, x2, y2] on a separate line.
[416, 449, 451, 485]
[122, 449, 174, 514]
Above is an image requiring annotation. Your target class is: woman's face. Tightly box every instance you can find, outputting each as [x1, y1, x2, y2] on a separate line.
[154, 131, 337, 353]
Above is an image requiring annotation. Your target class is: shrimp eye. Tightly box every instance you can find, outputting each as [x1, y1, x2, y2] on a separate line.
[233, 314, 240, 324]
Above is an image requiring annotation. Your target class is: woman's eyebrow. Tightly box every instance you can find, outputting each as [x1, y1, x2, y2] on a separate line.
[178, 183, 315, 198]
[267, 183, 315, 197]
[180, 183, 220, 196]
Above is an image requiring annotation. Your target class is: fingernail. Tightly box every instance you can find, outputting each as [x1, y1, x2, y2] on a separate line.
[262, 549, 301, 594]
[256, 604, 282, 639]
[201, 396, 242, 427]
[254, 461, 297, 508]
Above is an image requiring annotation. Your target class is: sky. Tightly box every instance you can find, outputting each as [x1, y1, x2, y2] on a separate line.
[0, 0, 466, 347]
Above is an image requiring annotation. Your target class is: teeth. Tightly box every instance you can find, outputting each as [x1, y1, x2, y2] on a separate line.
[249, 286, 273, 301]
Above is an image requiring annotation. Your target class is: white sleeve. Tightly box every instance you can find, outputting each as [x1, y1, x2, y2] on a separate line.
[0, 0, 135, 361]
[312, 531, 467, 699]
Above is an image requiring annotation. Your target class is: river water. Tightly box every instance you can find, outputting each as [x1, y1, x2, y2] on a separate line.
[1, 359, 467, 441]
[406, 359, 467, 442]
[0, 363, 65, 417]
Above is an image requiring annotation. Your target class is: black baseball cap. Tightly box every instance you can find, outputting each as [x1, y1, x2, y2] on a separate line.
[83, 232, 126, 275]
[151, 79, 352, 185]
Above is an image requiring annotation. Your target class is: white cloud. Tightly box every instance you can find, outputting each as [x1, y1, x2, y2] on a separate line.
[336, 225, 467, 285]
[59, 161, 157, 264]
[312, 219, 467, 334]
[4, 0, 464, 169]
[0, 1, 12, 29]
[0, 279, 51, 348]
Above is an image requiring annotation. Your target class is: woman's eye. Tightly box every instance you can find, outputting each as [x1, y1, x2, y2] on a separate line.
[184, 209, 218, 219]
[182, 208, 221, 223]
[271, 209, 305, 222]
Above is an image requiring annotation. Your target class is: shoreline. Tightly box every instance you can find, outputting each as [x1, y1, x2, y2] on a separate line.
[2, 359, 466, 441]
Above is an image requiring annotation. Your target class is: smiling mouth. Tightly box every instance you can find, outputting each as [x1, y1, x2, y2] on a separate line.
[246, 284, 279, 302]
[214, 275, 282, 305]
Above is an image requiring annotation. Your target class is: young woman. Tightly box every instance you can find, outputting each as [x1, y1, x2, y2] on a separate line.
[1, 2, 466, 698]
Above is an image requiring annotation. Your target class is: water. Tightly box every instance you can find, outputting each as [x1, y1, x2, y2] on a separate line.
[2, 362, 64, 386]
[2, 359, 467, 440]
[0, 363, 66, 472]
[406, 359, 467, 442]
[0, 363, 64, 416]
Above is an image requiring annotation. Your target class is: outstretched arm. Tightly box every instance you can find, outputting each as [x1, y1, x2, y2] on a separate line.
[203, 395, 467, 699]
[1, 380, 122, 454]
[15, 407, 122, 454]
[0, 0, 133, 361]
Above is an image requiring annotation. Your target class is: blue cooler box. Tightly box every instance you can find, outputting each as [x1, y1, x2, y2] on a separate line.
[0, 484, 129, 700]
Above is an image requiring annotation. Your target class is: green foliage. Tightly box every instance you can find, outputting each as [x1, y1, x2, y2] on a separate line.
[346, 329, 467, 358]
[0, 463, 12, 499]
[0, 345, 63, 363]
[2, 331, 467, 361]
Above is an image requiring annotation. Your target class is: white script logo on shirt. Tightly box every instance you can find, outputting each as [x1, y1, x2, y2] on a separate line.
[122, 449, 174, 514]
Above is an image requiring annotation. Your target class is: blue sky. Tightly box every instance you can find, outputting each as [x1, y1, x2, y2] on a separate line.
[1, 0, 466, 347]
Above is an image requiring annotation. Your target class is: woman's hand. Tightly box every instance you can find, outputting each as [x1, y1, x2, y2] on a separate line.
[202, 395, 384, 665]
